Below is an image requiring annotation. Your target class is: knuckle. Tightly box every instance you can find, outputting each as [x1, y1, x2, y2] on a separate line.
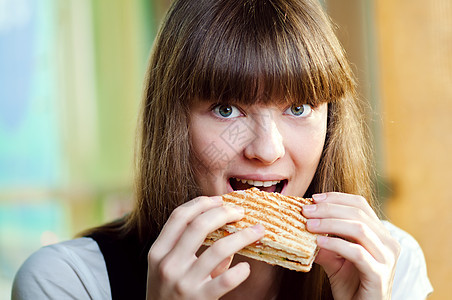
[187, 196, 209, 206]
[147, 247, 161, 267]
[326, 192, 338, 198]
[383, 251, 397, 267]
[325, 202, 333, 212]
[221, 205, 245, 217]
[315, 218, 326, 230]
[221, 205, 234, 215]
[380, 245, 393, 265]
[223, 204, 239, 214]
[381, 233, 401, 264]
[317, 202, 329, 214]
[350, 244, 366, 261]
[356, 208, 367, 221]
[170, 205, 189, 220]
[190, 217, 209, 232]
[218, 270, 236, 289]
[354, 222, 367, 239]
[158, 259, 173, 282]
[390, 237, 401, 258]
[209, 241, 228, 257]
[356, 195, 368, 206]
[195, 196, 211, 206]
[174, 280, 191, 297]
[243, 226, 260, 239]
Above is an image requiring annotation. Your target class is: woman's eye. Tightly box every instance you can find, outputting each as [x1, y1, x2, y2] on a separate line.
[212, 104, 242, 118]
[284, 104, 312, 117]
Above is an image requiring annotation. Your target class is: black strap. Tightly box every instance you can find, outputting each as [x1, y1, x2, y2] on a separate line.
[88, 229, 151, 299]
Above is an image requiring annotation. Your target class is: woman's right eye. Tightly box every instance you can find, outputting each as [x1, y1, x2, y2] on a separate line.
[212, 104, 242, 118]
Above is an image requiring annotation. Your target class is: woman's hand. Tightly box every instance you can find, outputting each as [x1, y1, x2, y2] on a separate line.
[302, 192, 401, 300]
[146, 196, 264, 300]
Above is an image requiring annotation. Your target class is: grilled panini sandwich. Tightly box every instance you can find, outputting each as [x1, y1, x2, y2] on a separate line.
[203, 188, 319, 272]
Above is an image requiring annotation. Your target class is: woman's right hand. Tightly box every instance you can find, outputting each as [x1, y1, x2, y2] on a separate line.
[146, 195, 265, 300]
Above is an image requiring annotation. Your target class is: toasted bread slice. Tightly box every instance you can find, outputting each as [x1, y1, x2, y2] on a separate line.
[203, 188, 319, 272]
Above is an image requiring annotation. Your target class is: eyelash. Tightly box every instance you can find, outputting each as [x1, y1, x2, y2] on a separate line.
[210, 104, 244, 119]
[283, 104, 313, 118]
[209, 103, 314, 119]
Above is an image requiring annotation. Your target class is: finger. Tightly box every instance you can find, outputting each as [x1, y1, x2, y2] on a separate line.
[302, 202, 387, 240]
[186, 224, 265, 283]
[303, 202, 365, 220]
[210, 255, 234, 279]
[201, 262, 251, 299]
[312, 193, 379, 222]
[164, 205, 246, 267]
[314, 248, 346, 276]
[316, 235, 379, 278]
[307, 218, 386, 262]
[149, 196, 223, 263]
[149, 203, 244, 290]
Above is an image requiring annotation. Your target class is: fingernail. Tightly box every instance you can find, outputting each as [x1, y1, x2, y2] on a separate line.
[303, 205, 317, 212]
[312, 193, 327, 202]
[251, 224, 265, 234]
[317, 235, 328, 246]
[211, 196, 223, 203]
[233, 205, 245, 214]
[307, 219, 320, 228]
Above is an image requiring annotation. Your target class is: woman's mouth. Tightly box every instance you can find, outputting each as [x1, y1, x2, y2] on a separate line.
[229, 177, 287, 193]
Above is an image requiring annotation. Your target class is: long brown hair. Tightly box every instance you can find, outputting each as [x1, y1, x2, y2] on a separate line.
[93, 0, 375, 298]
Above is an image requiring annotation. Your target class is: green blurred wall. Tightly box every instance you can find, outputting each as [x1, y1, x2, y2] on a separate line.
[0, 0, 157, 296]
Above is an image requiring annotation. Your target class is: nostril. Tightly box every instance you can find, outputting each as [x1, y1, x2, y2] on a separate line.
[243, 119, 284, 164]
[243, 140, 285, 165]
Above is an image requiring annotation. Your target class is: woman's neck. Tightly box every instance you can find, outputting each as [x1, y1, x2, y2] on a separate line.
[221, 255, 281, 300]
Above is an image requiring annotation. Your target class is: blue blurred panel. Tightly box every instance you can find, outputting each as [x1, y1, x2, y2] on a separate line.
[0, 0, 60, 188]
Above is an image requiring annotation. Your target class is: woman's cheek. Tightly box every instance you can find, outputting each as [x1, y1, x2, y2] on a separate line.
[190, 123, 240, 175]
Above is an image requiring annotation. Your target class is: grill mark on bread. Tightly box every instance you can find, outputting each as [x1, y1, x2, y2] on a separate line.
[223, 189, 315, 252]
[224, 192, 309, 224]
[203, 188, 320, 272]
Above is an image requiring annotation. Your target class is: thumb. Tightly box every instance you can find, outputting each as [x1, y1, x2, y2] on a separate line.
[210, 255, 234, 279]
[315, 249, 345, 277]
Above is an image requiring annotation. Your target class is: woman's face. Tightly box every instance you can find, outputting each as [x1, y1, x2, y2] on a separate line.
[189, 100, 328, 197]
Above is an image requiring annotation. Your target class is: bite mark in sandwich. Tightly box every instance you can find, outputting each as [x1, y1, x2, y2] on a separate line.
[203, 187, 321, 272]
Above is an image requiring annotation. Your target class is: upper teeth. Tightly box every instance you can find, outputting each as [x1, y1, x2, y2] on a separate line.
[235, 178, 281, 187]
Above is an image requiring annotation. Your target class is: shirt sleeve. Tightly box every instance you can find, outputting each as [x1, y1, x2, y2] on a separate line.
[12, 237, 111, 300]
[382, 221, 434, 300]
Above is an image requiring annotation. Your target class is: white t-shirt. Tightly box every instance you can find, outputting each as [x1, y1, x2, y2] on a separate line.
[11, 221, 433, 299]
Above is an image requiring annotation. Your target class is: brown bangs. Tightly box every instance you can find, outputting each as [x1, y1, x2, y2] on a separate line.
[179, 0, 355, 107]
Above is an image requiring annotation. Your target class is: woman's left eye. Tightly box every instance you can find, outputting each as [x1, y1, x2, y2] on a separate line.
[212, 104, 242, 118]
[284, 104, 312, 117]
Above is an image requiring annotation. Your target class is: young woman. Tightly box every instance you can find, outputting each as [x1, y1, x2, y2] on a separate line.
[13, 0, 433, 299]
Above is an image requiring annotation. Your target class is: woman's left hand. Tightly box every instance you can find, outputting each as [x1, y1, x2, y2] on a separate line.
[302, 192, 401, 300]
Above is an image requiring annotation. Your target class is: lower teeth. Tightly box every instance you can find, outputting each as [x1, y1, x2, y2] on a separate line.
[230, 178, 284, 193]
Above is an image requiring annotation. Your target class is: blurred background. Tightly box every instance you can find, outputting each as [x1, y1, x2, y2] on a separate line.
[0, 0, 450, 299]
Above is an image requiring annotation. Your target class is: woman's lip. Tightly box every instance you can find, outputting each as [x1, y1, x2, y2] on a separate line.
[229, 174, 287, 181]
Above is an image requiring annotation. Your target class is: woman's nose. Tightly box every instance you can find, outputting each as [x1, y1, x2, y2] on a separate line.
[243, 116, 285, 165]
